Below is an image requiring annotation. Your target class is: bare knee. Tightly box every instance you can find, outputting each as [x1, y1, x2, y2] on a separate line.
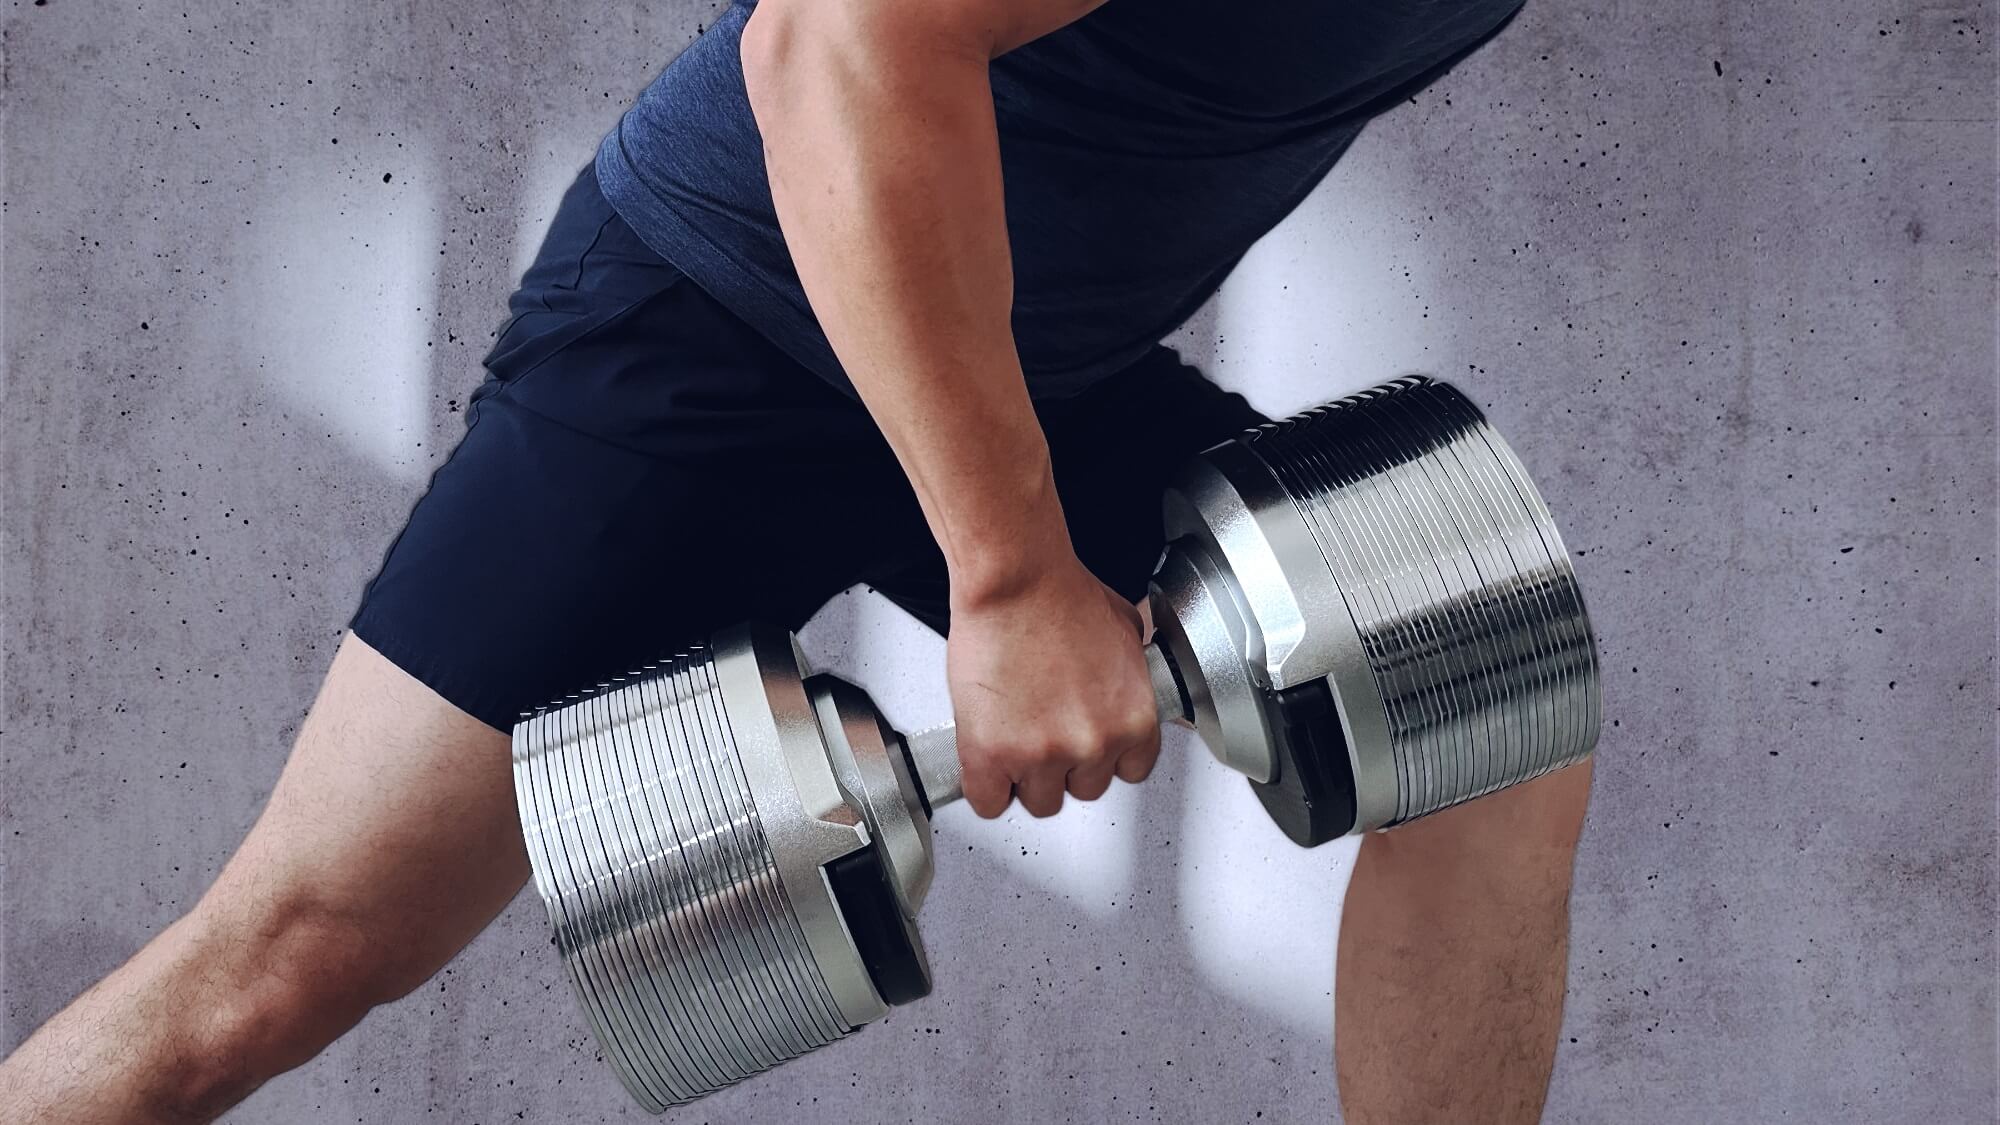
[1362, 759, 1593, 901]
[179, 884, 433, 1090]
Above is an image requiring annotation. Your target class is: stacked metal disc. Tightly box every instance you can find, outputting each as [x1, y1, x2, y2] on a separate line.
[511, 646, 852, 1111]
[1239, 376, 1599, 823]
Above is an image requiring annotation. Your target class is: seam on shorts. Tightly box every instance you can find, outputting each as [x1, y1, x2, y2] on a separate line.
[555, 211, 621, 293]
[479, 210, 628, 364]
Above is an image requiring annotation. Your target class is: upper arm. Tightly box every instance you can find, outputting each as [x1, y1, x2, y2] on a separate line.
[955, 0, 1108, 56]
[745, 0, 1108, 66]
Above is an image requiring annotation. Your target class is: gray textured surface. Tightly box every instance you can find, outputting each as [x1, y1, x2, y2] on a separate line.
[2, 1, 1994, 1122]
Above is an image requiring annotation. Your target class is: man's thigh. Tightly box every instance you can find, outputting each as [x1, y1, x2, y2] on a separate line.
[196, 635, 527, 1025]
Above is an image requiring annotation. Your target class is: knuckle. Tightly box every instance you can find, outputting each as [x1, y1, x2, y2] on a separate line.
[1026, 739, 1075, 769]
[1129, 705, 1160, 736]
[1060, 735, 1102, 765]
[1073, 721, 1123, 756]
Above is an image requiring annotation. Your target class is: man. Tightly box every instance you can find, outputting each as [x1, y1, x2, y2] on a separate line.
[0, 0, 1591, 1120]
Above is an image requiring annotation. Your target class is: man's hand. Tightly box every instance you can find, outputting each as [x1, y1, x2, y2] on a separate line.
[948, 558, 1162, 818]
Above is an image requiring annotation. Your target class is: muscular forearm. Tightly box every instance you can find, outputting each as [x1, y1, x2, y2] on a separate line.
[740, 0, 1091, 604]
[741, 0, 1159, 821]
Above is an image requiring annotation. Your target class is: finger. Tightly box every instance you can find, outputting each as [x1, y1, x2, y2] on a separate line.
[1066, 757, 1118, 802]
[1109, 593, 1145, 639]
[1015, 766, 1067, 818]
[1113, 723, 1163, 785]
[960, 760, 1015, 820]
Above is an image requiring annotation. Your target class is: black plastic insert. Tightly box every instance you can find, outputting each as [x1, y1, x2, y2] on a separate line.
[824, 844, 932, 1006]
[1248, 677, 1358, 847]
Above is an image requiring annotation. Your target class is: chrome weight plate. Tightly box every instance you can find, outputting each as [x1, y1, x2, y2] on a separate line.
[1227, 376, 1600, 827]
[513, 635, 878, 1110]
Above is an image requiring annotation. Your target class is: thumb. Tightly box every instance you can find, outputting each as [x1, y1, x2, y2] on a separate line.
[1101, 583, 1145, 640]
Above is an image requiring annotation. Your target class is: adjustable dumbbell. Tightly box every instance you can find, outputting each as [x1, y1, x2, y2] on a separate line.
[511, 376, 1601, 1111]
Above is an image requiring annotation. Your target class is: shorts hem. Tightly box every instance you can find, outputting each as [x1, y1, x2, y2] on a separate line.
[347, 609, 523, 734]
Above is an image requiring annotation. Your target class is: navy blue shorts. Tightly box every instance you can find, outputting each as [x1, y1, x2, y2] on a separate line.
[349, 162, 1268, 731]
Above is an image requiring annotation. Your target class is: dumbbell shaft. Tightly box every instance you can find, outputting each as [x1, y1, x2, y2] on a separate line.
[899, 638, 1191, 808]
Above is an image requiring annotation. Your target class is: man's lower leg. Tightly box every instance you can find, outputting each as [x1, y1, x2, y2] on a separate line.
[1334, 761, 1593, 1124]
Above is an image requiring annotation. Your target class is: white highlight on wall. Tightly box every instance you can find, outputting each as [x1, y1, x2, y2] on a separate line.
[1208, 153, 1444, 417]
[1175, 739, 1357, 1042]
[236, 144, 438, 482]
[509, 143, 595, 288]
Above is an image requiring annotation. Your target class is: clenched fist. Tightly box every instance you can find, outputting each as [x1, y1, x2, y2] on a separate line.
[947, 557, 1161, 818]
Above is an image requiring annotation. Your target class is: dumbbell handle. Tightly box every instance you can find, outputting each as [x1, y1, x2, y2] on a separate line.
[899, 642, 1191, 809]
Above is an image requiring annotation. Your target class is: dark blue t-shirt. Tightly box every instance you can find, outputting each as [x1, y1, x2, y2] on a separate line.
[595, 0, 1523, 399]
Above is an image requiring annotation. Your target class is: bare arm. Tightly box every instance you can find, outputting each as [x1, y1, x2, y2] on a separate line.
[741, 0, 1160, 818]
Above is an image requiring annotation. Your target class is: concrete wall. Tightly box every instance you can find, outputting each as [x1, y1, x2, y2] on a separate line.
[3, 1, 1992, 1121]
